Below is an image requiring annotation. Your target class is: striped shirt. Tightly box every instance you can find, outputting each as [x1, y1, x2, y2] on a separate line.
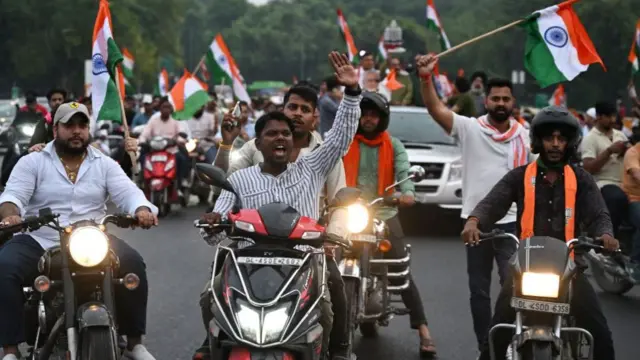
[205, 94, 361, 246]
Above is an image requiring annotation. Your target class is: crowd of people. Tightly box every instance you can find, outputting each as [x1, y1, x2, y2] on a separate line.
[0, 48, 638, 360]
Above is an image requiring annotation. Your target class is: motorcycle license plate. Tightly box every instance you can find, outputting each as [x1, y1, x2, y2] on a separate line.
[510, 297, 570, 315]
[348, 234, 377, 243]
[151, 154, 168, 162]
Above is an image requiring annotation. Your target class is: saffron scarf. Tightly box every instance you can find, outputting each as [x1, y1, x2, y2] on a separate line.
[343, 131, 395, 196]
[477, 115, 529, 169]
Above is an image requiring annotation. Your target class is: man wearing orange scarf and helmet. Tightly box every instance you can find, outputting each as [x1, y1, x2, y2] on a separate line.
[342, 91, 437, 358]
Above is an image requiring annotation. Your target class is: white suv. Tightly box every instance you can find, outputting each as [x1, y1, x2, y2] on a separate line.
[388, 106, 462, 211]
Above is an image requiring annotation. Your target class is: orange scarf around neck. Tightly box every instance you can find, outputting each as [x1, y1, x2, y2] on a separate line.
[343, 131, 395, 196]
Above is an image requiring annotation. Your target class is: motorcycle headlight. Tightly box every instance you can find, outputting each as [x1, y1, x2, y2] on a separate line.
[262, 303, 291, 343]
[68, 227, 110, 267]
[185, 139, 197, 153]
[521, 272, 560, 298]
[19, 124, 36, 137]
[235, 300, 261, 343]
[149, 138, 167, 150]
[346, 203, 369, 233]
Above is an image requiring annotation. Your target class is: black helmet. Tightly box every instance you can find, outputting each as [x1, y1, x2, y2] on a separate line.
[529, 106, 582, 155]
[359, 91, 390, 132]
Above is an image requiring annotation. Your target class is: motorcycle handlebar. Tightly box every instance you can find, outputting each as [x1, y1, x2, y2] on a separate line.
[101, 214, 139, 228]
[0, 211, 58, 235]
[478, 230, 619, 253]
[193, 219, 231, 229]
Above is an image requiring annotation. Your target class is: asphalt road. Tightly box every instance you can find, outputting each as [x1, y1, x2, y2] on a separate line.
[3, 204, 639, 359]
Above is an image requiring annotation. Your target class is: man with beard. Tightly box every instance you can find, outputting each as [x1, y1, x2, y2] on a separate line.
[202, 82, 349, 360]
[581, 101, 630, 238]
[343, 91, 437, 358]
[416, 54, 533, 354]
[463, 106, 617, 360]
[0, 102, 159, 360]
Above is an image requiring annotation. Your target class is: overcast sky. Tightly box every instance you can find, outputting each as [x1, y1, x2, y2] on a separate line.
[247, 0, 270, 5]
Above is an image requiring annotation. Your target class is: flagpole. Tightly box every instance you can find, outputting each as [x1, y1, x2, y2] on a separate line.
[436, 19, 524, 58]
[192, 55, 205, 75]
[114, 65, 140, 176]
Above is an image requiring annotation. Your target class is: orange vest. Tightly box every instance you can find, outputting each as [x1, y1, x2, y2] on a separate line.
[521, 162, 577, 246]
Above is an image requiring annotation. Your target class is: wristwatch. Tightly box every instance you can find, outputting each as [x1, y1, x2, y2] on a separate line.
[344, 85, 362, 97]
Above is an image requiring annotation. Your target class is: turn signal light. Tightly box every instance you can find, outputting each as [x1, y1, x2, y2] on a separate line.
[34, 275, 51, 293]
[378, 239, 392, 253]
[123, 273, 140, 290]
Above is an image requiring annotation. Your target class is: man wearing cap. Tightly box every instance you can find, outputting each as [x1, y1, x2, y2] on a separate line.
[0, 102, 159, 360]
[132, 95, 155, 127]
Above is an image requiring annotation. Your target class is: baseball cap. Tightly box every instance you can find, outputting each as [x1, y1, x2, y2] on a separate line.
[53, 102, 91, 125]
[586, 107, 596, 118]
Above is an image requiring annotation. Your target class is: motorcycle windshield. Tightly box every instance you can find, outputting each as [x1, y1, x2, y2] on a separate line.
[257, 203, 301, 238]
[516, 236, 569, 274]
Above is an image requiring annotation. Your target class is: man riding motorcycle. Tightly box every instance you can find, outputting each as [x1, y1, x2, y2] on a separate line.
[199, 51, 360, 360]
[202, 83, 350, 359]
[342, 91, 437, 357]
[0, 102, 159, 360]
[461, 106, 618, 360]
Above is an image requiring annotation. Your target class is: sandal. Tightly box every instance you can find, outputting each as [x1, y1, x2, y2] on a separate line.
[420, 337, 437, 358]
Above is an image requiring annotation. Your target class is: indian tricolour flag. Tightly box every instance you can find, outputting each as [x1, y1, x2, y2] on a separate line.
[628, 19, 639, 75]
[426, 0, 451, 51]
[337, 9, 359, 64]
[169, 70, 211, 120]
[122, 48, 135, 94]
[157, 68, 169, 96]
[549, 84, 567, 107]
[205, 34, 251, 103]
[521, 0, 604, 88]
[91, 0, 124, 123]
[376, 36, 387, 62]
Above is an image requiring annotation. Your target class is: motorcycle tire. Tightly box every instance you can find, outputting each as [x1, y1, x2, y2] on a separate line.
[588, 258, 634, 295]
[343, 278, 359, 356]
[78, 327, 117, 360]
[520, 341, 554, 360]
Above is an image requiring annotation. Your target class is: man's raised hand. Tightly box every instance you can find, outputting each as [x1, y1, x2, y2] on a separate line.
[328, 51, 359, 88]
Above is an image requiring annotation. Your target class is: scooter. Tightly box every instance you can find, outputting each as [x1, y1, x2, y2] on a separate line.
[141, 136, 180, 217]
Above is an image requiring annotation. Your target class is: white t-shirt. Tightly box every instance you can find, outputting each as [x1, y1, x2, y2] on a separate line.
[451, 113, 534, 224]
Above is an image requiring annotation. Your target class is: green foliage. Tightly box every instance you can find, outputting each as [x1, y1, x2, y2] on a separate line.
[0, 0, 637, 108]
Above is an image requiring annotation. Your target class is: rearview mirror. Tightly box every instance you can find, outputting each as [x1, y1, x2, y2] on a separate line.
[195, 164, 234, 193]
[330, 187, 362, 207]
[408, 165, 425, 182]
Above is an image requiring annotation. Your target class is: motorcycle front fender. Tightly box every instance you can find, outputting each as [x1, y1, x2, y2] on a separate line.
[513, 326, 563, 353]
[338, 257, 360, 278]
[76, 302, 115, 331]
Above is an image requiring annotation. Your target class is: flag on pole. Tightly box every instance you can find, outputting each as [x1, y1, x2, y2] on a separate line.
[376, 36, 387, 62]
[91, 0, 125, 123]
[122, 48, 135, 94]
[629, 19, 640, 75]
[168, 70, 211, 120]
[549, 84, 567, 106]
[380, 70, 404, 91]
[426, 0, 451, 51]
[156, 68, 169, 96]
[521, 0, 604, 88]
[336, 9, 359, 64]
[205, 34, 251, 103]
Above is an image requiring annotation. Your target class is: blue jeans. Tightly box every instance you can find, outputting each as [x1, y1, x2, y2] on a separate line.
[465, 220, 518, 349]
[627, 202, 640, 265]
[204, 146, 217, 164]
[0, 234, 149, 345]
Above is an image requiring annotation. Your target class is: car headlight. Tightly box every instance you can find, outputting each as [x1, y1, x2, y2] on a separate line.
[262, 303, 291, 343]
[448, 158, 462, 181]
[347, 203, 369, 233]
[235, 300, 261, 343]
[68, 227, 110, 267]
[185, 139, 197, 153]
[521, 272, 560, 298]
[19, 124, 36, 137]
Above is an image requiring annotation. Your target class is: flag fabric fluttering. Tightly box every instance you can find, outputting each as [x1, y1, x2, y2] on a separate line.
[337, 9, 359, 64]
[426, 0, 451, 51]
[549, 84, 567, 107]
[629, 19, 639, 76]
[168, 70, 211, 120]
[380, 70, 404, 92]
[91, 0, 125, 123]
[122, 48, 135, 94]
[377, 36, 387, 62]
[205, 34, 251, 103]
[156, 68, 169, 96]
[521, 0, 604, 88]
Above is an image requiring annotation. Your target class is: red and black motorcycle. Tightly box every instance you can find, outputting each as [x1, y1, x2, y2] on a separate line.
[141, 136, 179, 216]
[193, 163, 352, 360]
